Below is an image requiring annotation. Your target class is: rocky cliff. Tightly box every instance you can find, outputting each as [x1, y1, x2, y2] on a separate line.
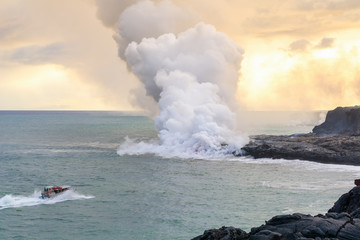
[192, 186, 360, 240]
[313, 106, 360, 136]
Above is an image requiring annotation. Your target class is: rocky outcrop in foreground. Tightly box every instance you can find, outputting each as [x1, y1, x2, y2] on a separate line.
[192, 186, 360, 240]
[240, 106, 360, 166]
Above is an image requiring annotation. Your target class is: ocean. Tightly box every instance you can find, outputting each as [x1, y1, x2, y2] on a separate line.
[0, 111, 359, 240]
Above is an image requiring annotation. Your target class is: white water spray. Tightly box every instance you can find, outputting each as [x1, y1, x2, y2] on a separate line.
[0, 190, 94, 210]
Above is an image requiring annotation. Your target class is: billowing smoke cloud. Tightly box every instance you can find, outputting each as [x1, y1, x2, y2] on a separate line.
[124, 23, 242, 106]
[108, 0, 198, 113]
[119, 23, 247, 157]
[113, 0, 197, 60]
[95, 0, 143, 28]
[96, 0, 248, 158]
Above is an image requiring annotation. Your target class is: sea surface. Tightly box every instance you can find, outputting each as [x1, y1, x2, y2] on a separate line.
[0, 111, 359, 240]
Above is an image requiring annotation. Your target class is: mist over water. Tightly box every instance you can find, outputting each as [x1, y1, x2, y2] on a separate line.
[118, 23, 247, 158]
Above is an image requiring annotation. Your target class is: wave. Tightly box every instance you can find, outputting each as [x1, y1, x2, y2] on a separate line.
[0, 190, 94, 210]
[229, 157, 360, 172]
[260, 180, 352, 191]
[117, 136, 247, 159]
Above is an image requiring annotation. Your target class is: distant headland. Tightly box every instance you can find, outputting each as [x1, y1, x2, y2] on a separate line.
[240, 106, 360, 166]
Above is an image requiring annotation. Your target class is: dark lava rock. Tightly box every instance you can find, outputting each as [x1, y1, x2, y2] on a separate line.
[240, 106, 360, 165]
[313, 106, 360, 136]
[249, 212, 353, 240]
[241, 134, 360, 166]
[192, 187, 360, 240]
[328, 186, 360, 217]
[191, 226, 249, 240]
[193, 212, 360, 240]
[337, 218, 360, 239]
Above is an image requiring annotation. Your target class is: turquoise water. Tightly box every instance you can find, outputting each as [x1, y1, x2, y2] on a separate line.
[0, 111, 359, 240]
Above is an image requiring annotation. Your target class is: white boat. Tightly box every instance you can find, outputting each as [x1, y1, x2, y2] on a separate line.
[41, 186, 74, 199]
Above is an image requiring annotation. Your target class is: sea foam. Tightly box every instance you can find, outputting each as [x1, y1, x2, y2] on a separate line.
[0, 190, 94, 210]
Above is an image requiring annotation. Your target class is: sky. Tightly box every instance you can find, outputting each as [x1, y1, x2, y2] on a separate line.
[0, 0, 360, 111]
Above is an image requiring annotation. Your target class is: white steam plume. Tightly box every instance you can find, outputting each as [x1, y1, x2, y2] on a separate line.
[96, 0, 248, 158]
[114, 0, 197, 60]
[95, 0, 143, 28]
[118, 23, 248, 157]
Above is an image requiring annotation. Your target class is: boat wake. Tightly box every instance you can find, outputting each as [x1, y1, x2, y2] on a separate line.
[0, 190, 94, 210]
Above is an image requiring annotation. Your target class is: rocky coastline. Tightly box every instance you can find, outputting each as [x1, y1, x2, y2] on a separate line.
[192, 106, 360, 239]
[240, 106, 360, 166]
[241, 134, 360, 166]
[192, 184, 360, 240]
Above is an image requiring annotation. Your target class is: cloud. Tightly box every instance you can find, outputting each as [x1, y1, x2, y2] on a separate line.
[286, 37, 336, 54]
[258, 48, 360, 110]
[93, 0, 360, 114]
[315, 37, 335, 49]
[297, 0, 360, 11]
[114, 0, 197, 59]
[0, 0, 142, 110]
[0, 21, 20, 43]
[6, 43, 66, 65]
[288, 39, 311, 52]
[2, 0, 359, 112]
[229, 0, 360, 38]
[95, 0, 143, 27]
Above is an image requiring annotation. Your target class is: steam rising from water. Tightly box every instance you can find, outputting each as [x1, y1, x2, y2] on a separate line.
[118, 23, 247, 157]
[0, 190, 94, 210]
[96, 1, 248, 157]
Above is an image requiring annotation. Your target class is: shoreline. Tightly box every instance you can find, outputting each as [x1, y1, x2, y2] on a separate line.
[240, 134, 360, 166]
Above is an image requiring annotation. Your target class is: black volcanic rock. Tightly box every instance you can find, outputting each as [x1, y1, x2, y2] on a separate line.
[313, 106, 360, 136]
[240, 106, 360, 165]
[192, 187, 360, 240]
[250, 212, 353, 239]
[328, 186, 360, 217]
[241, 134, 360, 166]
[191, 226, 249, 240]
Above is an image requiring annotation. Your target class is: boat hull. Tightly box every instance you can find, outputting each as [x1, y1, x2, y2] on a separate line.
[40, 186, 73, 199]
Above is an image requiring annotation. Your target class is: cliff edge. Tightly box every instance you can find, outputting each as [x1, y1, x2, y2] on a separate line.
[313, 106, 360, 136]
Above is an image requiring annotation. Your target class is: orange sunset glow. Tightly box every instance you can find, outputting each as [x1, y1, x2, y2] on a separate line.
[0, 0, 359, 111]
